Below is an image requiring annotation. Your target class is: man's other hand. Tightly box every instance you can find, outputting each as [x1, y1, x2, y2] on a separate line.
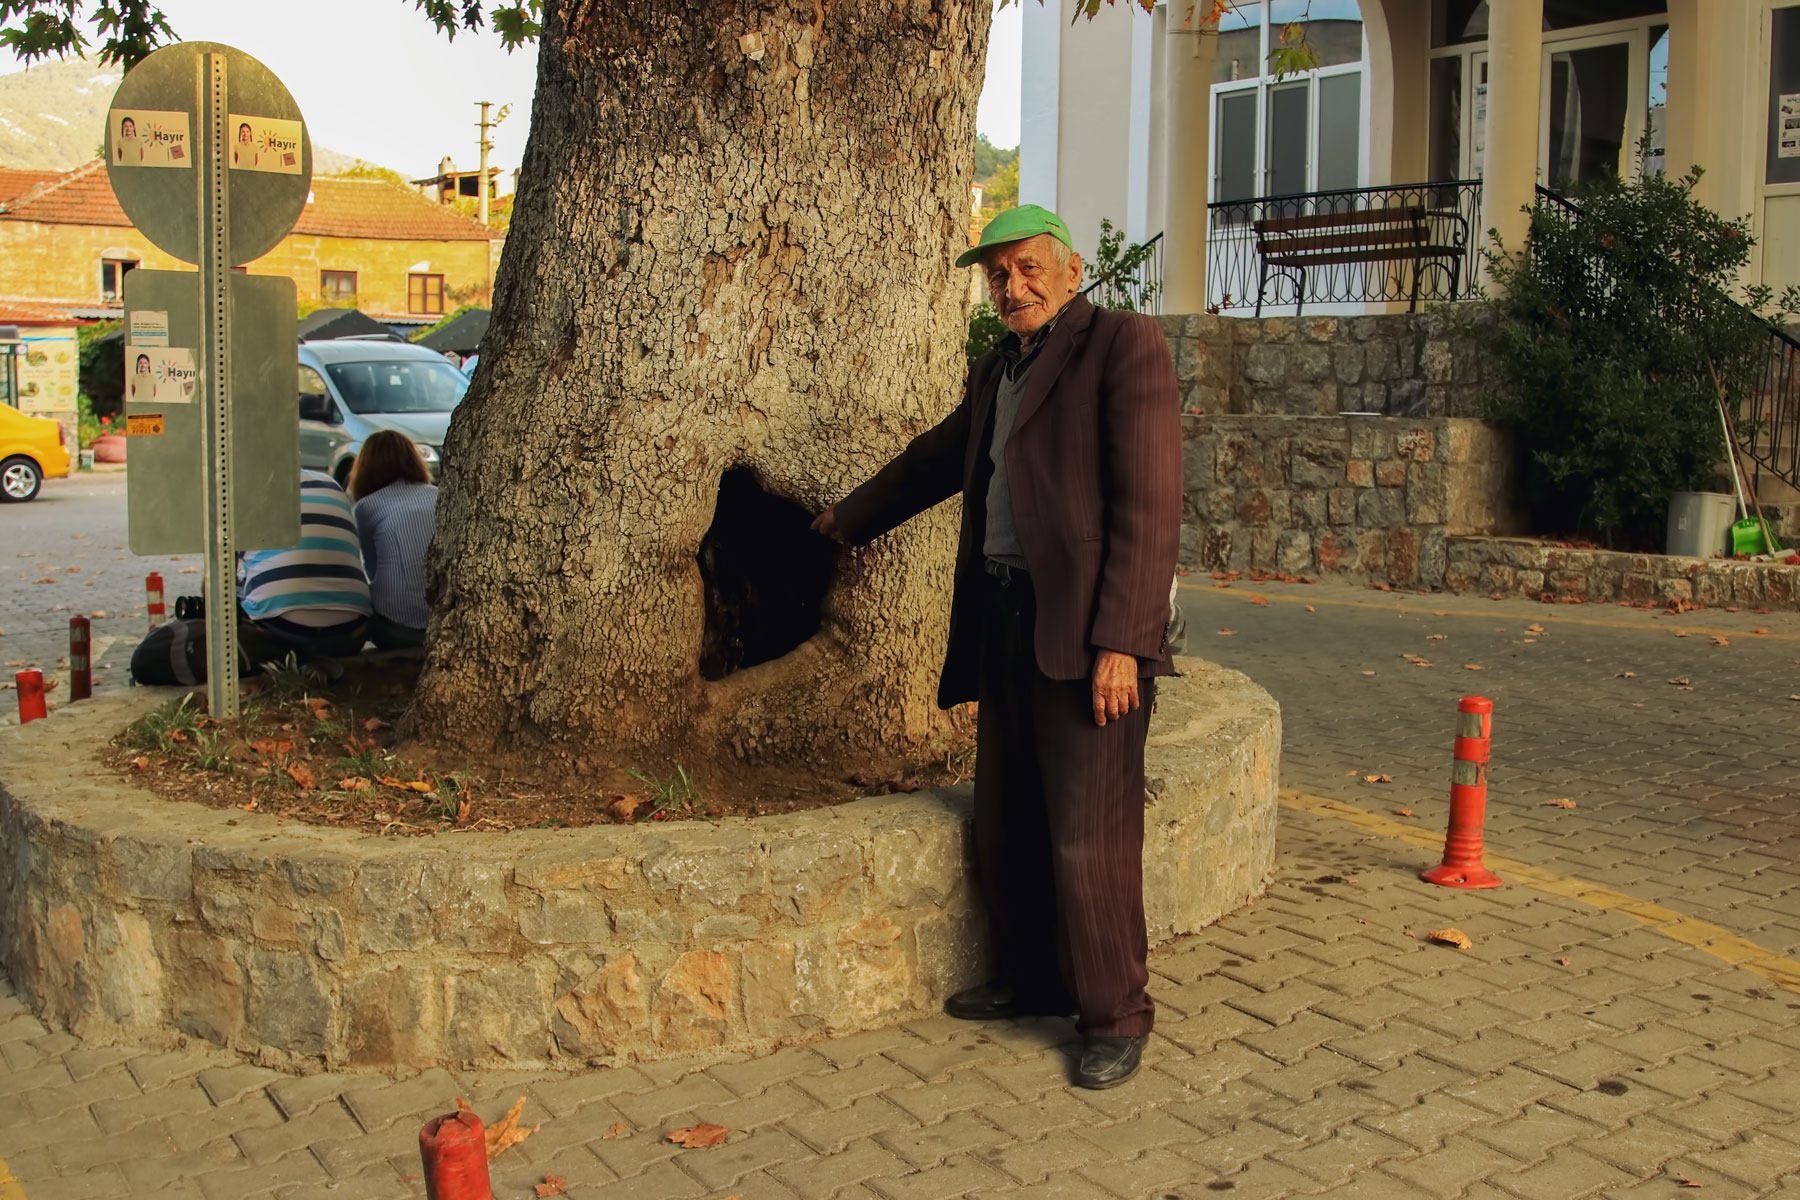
[811, 506, 843, 542]
[1091, 650, 1139, 727]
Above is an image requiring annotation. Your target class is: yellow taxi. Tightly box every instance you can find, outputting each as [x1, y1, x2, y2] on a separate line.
[0, 403, 72, 502]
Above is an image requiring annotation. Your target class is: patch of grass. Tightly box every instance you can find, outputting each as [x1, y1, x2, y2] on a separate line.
[627, 765, 701, 820]
[193, 729, 233, 773]
[262, 652, 327, 701]
[128, 695, 203, 753]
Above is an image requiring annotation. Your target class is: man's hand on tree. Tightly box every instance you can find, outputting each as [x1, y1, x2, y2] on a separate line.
[1091, 650, 1139, 727]
[810, 507, 843, 542]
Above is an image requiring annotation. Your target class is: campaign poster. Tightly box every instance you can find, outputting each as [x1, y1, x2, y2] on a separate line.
[227, 115, 305, 174]
[111, 109, 191, 168]
[125, 346, 198, 406]
[1781, 94, 1800, 159]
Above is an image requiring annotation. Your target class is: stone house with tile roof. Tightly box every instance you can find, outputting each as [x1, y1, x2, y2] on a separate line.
[0, 160, 502, 329]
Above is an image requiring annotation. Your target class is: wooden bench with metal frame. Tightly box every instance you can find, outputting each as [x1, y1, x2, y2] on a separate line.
[1251, 204, 1469, 317]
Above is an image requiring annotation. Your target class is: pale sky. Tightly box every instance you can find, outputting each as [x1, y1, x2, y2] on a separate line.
[6, 0, 1024, 181]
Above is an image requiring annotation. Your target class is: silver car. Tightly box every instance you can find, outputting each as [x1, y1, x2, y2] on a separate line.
[297, 338, 470, 484]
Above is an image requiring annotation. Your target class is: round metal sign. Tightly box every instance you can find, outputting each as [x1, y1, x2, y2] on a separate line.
[106, 41, 312, 266]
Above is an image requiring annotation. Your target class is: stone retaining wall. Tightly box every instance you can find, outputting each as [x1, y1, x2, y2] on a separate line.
[1157, 307, 1493, 420]
[0, 661, 1280, 1072]
[1446, 536, 1800, 610]
[1181, 415, 1521, 588]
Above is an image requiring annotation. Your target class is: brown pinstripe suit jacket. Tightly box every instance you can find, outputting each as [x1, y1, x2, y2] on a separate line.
[834, 294, 1183, 708]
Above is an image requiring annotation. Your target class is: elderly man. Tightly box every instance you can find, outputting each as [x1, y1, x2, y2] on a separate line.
[814, 205, 1181, 1089]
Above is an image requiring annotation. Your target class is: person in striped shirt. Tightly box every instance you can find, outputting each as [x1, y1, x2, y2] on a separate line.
[238, 470, 373, 655]
[347, 431, 437, 649]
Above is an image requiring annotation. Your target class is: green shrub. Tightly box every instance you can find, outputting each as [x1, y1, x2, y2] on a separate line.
[1482, 152, 1798, 549]
[966, 301, 1007, 367]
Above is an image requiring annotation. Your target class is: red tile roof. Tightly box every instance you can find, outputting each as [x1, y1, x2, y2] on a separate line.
[0, 168, 64, 205]
[0, 161, 499, 243]
[0, 298, 103, 325]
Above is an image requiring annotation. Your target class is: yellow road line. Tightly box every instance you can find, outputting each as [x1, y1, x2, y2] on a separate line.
[1280, 787, 1800, 993]
[0, 1154, 25, 1200]
[1181, 584, 1800, 641]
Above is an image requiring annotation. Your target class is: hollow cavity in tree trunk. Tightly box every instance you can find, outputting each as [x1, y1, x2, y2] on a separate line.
[698, 468, 837, 682]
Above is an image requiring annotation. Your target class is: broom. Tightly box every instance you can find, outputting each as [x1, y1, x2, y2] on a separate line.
[1708, 360, 1786, 559]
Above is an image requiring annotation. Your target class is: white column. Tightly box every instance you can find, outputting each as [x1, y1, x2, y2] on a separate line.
[1159, 1, 1219, 315]
[1127, 12, 1156, 242]
[1481, 0, 1544, 283]
[1019, 0, 1062, 209]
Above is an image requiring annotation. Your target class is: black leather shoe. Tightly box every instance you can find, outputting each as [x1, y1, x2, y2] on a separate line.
[945, 981, 1023, 1020]
[1075, 1035, 1146, 1089]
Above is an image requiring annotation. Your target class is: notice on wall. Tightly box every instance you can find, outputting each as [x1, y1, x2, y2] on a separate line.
[128, 310, 170, 348]
[226, 114, 304, 174]
[16, 329, 78, 413]
[1782, 94, 1800, 159]
[126, 346, 198, 405]
[126, 412, 165, 437]
[110, 109, 191, 168]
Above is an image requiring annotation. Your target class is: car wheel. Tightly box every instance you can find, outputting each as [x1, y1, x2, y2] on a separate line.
[0, 455, 43, 502]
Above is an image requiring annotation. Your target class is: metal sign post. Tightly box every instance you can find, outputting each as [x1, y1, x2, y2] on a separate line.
[108, 43, 311, 720]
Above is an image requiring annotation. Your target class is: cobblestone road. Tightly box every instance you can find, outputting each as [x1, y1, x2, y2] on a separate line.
[2, 574, 1798, 1198]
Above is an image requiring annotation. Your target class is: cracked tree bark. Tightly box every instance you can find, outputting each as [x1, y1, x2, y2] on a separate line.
[412, 0, 988, 767]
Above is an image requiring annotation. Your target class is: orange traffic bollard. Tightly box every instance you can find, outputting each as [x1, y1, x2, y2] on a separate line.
[418, 1110, 493, 1200]
[146, 572, 167, 630]
[1421, 695, 1503, 889]
[70, 616, 91, 702]
[16, 670, 47, 724]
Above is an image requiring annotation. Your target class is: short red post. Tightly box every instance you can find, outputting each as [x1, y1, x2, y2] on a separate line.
[418, 1111, 493, 1200]
[146, 572, 166, 630]
[1421, 695, 1503, 889]
[16, 670, 47, 724]
[69, 616, 92, 702]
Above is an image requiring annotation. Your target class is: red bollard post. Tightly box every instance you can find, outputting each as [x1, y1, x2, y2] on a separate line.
[69, 616, 91, 702]
[418, 1111, 493, 1200]
[16, 670, 47, 724]
[1421, 695, 1503, 889]
[146, 572, 166, 630]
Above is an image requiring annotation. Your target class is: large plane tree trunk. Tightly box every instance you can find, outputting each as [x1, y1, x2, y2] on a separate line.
[412, 0, 988, 769]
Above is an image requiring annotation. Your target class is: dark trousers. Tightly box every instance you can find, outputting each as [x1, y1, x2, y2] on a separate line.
[973, 566, 1155, 1039]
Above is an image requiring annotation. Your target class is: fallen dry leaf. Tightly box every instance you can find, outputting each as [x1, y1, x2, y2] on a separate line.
[1558, 956, 1571, 966]
[1394, 808, 1414, 817]
[1710, 636, 1731, 647]
[1427, 928, 1474, 950]
[1753, 628, 1770, 636]
[1617, 671, 1636, 678]
[377, 776, 434, 792]
[1363, 774, 1393, 784]
[250, 738, 295, 758]
[1790, 695, 1800, 702]
[32, 576, 55, 584]
[665, 1122, 729, 1149]
[1304, 605, 1315, 613]
[286, 763, 316, 789]
[338, 776, 372, 792]
[361, 716, 386, 731]
[132, 755, 150, 771]
[1525, 623, 1545, 634]
[1544, 798, 1577, 809]
[1217, 628, 1235, 636]
[1675, 630, 1691, 638]
[1463, 664, 1485, 671]
[304, 697, 331, 716]
[534, 1177, 567, 1197]
[1669, 678, 1692, 688]
[1676, 1178, 1703, 1188]
[1427, 634, 1447, 641]
[1360, 670, 1376, 676]
[1248, 594, 1270, 606]
[603, 1121, 627, 1140]
[459, 1096, 538, 1159]
[1401, 654, 1432, 667]
[609, 795, 644, 822]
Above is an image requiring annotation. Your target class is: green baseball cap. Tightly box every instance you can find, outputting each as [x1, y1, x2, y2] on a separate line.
[956, 204, 1073, 269]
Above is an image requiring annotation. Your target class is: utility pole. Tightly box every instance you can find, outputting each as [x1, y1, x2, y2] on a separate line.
[475, 101, 510, 226]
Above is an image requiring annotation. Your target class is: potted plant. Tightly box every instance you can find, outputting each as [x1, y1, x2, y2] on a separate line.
[92, 413, 127, 463]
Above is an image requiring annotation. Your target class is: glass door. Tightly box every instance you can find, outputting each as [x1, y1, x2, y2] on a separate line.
[1539, 30, 1649, 190]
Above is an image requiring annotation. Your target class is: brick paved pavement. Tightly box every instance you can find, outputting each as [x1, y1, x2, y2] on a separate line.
[1, 579, 1798, 1198]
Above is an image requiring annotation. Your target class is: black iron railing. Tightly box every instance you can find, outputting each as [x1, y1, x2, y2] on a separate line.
[1080, 232, 1164, 314]
[1206, 180, 1483, 315]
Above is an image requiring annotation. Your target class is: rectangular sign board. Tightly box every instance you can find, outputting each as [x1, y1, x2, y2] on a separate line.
[110, 108, 191, 168]
[124, 269, 301, 555]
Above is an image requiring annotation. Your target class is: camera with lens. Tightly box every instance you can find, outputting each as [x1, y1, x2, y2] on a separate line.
[174, 595, 205, 621]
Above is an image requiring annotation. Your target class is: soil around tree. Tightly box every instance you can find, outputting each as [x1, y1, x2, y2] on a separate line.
[102, 655, 976, 837]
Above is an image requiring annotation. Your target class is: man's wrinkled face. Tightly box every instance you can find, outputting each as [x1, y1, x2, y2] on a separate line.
[983, 235, 1082, 339]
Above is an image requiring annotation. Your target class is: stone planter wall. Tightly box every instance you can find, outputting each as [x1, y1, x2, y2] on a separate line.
[0, 662, 1280, 1072]
[1156, 307, 1493, 420]
[1180, 415, 1522, 588]
[1446, 536, 1800, 610]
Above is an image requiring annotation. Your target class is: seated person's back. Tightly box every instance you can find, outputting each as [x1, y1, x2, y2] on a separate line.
[348, 430, 437, 648]
[239, 470, 373, 644]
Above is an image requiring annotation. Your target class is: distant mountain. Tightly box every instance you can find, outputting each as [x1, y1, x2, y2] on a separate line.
[0, 55, 383, 176]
